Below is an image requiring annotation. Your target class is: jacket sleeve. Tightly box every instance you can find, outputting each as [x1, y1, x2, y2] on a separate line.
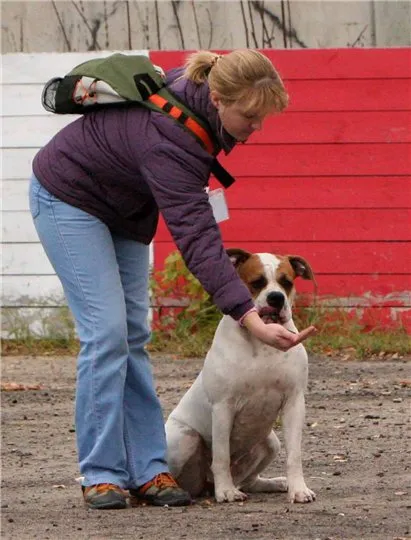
[140, 142, 255, 320]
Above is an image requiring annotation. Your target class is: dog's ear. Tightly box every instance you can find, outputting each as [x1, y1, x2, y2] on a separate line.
[226, 248, 252, 268]
[287, 256, 316, 284]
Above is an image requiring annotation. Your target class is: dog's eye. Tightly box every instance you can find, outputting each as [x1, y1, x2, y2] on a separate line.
[249, 276, 267, 290]
[279, 276, 293, 290]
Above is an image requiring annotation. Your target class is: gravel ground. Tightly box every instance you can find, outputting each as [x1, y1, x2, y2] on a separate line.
[1, 353, 410, 540]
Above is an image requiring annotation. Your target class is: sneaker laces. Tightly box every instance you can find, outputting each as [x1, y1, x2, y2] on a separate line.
[138, 473, 179, 494]
[84, 483, 124, 495]
[152, 473, 179, 489]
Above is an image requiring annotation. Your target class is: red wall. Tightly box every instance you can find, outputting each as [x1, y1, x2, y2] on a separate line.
[150, 48, 411, 331]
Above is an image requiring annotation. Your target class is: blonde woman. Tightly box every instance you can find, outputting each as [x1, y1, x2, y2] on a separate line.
[29, 49, 316, 510]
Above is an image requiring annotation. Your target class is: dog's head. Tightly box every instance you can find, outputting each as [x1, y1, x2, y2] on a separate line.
[227, 249, 316, 325]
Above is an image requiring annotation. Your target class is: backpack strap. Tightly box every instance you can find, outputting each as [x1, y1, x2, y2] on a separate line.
[148, 93, 216, 155]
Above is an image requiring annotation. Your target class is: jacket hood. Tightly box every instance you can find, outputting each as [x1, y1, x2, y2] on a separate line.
[165, 67, 237, 156]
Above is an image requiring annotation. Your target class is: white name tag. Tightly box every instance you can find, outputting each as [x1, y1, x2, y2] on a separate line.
[208, 188, 229, 223]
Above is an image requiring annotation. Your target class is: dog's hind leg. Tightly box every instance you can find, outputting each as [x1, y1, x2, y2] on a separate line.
[235, 431, 288, 493]
[166, 417, 207, 497]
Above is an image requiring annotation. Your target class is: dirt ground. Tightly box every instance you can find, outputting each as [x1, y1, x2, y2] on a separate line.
[1, 352, 410, 540]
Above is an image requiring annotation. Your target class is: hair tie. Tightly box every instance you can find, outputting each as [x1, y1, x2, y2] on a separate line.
[210, 54, 223, 68]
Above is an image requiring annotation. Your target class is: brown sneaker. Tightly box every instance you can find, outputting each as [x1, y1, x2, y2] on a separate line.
[129, 473, 192, 507]
[82, 483, 127, 510]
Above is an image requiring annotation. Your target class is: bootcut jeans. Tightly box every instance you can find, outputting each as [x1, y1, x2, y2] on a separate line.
[29, 175, 168, 488]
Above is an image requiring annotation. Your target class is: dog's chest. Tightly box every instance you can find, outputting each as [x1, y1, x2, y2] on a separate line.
[230, 385, 283, 442]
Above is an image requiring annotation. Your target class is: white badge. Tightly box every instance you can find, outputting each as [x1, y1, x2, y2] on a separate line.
[208, 188, 229, 223]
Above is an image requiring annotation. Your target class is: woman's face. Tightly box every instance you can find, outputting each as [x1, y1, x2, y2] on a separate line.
[210, 90, 272, 142]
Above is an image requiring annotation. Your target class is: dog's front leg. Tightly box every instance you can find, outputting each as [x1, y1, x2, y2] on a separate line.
[282, 391, 316, 503]
[211, 402, 247, 503]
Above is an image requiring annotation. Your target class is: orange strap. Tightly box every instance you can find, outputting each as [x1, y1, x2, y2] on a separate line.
[148, 94, 215, 155]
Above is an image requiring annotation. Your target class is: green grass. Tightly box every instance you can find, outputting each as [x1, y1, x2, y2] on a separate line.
[2, 252, 409, 360]
[2, 307, 409, 360]
[293, 305, 410, 359]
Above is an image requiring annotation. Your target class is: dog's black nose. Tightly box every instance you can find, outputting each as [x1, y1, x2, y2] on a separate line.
[266, 291, 285, 309]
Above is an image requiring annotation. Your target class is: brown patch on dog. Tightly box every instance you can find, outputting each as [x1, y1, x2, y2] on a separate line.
[276, 255, 316, 296]
[276, 258, 298, 297]
[235, 255, 267, 298]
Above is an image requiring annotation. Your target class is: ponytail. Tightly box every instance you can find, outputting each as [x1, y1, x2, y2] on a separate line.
[184, 50, 222, 84]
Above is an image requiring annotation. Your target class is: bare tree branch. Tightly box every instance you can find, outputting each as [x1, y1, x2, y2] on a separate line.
[247, 0, 259, 47]
[171, 0, 185, 49]
[240, 0, 250, 48]
[349, 24, 369, 47]
[133, 0, 150, 47]
[252, 0, 307, 49]
[205, 7, 213, 49]
[70, 0, 102, 50]
[154, 0, 161, 49]
[125, 0, 132, 49]
[51, 0, 72, 52]
[191, 0, 202, 49]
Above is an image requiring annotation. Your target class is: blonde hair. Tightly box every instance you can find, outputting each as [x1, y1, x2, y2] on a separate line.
[184, 49, 288, 114]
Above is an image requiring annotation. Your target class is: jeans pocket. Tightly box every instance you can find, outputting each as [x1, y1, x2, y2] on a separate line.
[29, 176, 42, 219]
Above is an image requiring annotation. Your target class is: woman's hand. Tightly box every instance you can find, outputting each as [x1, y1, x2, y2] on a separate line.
[242, 310, 317, 352]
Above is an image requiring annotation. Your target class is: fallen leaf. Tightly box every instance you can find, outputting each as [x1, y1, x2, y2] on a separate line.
[1, 382, 44, 392]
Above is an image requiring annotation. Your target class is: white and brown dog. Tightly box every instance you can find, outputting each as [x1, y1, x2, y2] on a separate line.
[165, 249, 317, 504]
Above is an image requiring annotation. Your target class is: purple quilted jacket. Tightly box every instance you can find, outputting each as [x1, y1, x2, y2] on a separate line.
[32, 67, 254, 320]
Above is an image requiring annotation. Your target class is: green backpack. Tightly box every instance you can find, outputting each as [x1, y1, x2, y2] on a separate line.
[42, 53, 234, 187]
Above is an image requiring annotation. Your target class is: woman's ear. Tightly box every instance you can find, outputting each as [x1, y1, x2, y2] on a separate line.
[210, 90, 220, 110]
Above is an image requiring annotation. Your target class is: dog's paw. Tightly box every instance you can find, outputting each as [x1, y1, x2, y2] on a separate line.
[215, 486, 248, 503]
[288, 485, 316, 504]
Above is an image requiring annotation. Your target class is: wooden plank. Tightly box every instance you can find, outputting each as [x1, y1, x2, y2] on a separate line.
[154, 241, 411, 275]
[2, 212, 39, 243]
[210, 177, 411, 209]
[6, 79, 411, 119]
[357, 307, 411, 330]
[279, 275, 411, 304]
[3, 116, 78, 147]
[2, 85, 48, 117]
[7, 176, 409, 213]
[2, 148, 37, 179]
[2, 180, 30, 211]
[150, 48, 411, 79]
[285, 79, 411, 112]
[13, 140, 411, 182]
[2, 276, 65, 306]
[219, 143, 411, 177]
[4, 174, 409, 215]
[2, 273, 410, 309]
[2, 242, 155, 275]
[2, 244, 54, 275]
[251, 111, 411, 144]
[5, 207, 411, 244]
[4, 110, 410, 146]
[151, 253, 411, 306]
[2, 50, 148, 84]
[155, 208, 411, 242]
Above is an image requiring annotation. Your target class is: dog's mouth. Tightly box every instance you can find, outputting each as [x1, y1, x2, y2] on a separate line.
[258, 306, 285, 324]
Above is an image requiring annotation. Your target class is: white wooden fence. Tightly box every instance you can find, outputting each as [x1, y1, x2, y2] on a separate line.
[1, 51, 150, 337]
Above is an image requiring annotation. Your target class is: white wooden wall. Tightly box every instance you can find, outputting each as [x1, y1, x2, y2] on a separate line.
[2, 1, 410, 52]
[1, 51, 150, 334]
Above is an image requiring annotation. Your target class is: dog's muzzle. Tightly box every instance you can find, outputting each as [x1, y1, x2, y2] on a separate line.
[258, 291, 288, 324]
[258, 306, 283, 324]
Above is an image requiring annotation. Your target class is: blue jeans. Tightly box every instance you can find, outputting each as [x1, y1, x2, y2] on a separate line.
[29, 175, 168, 488]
